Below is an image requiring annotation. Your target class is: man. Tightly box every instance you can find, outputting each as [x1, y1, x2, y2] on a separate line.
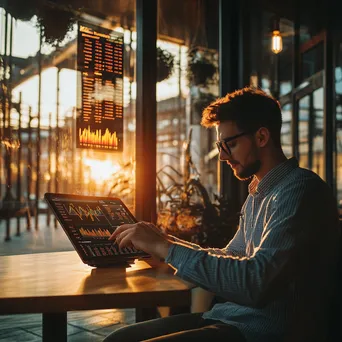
[104, 87, 340, 342]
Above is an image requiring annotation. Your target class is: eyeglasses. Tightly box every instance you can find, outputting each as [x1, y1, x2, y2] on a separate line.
[215, 132, 249, 155]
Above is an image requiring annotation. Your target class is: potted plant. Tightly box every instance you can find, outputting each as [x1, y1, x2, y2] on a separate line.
[157, 47, 175, 83]
[6, 0, 77, 45]
[6, 0, 37, 21]
[37, 4, 76, 45]
[36, 0, 78, 45]
[187, 48, 217, 87]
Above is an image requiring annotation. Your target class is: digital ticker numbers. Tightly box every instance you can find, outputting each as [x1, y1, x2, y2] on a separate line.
[76, 22, 124, 152]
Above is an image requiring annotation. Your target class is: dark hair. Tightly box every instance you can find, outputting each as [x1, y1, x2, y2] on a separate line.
[201, 87, 282, 147]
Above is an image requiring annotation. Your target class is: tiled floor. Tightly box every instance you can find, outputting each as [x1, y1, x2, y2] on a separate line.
[0, 215, 136, 341]
[0, 309, 135, 342]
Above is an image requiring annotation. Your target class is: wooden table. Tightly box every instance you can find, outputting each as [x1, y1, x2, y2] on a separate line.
[0, 251, 194, 341]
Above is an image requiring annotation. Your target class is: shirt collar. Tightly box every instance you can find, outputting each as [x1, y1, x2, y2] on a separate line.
[248, 157, 299, 196]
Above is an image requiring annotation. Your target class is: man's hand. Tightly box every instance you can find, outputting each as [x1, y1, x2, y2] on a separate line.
[109, 221, 172, 260]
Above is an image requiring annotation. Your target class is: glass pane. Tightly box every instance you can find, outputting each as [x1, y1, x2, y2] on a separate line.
[281, 103, 292, 157]
[301, 42, 324, 81]
[337, 101, 342, 206]
[156, 1, 220, 246]
[312, 88, 324, 179]
[336, 57, 342, 206]
[0, 2, 136, 253]
[298, 96, 309, 169]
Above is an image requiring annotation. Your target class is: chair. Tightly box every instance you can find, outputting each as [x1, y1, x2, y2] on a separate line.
[327, 220, 342, 341]
[0, 200, 31, 241]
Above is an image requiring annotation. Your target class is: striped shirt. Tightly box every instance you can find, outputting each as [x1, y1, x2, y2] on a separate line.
[165, 158, 340, 342]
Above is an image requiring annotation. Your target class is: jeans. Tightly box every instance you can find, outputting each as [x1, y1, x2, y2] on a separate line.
[103, 312, 246, 342]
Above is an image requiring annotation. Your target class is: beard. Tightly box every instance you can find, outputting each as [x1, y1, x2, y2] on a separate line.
[234, 159, 261, 180]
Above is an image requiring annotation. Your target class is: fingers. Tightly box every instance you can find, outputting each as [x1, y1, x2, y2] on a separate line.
[118, 232, 135, 249]
[108, 221, 162, 243]
[114, 227, 133, 246]
[115, 228, 137, 250]
[108, 224, 135, 240]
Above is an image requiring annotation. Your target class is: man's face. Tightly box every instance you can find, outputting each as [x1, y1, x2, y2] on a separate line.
[216, 121, 261, 180]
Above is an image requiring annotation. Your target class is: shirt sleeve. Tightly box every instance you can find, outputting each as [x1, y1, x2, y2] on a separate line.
[165, 177, 339, 308]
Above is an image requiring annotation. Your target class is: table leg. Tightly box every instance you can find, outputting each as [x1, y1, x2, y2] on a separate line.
[16, 217, 21, 236]
[5, 218, 11, 241]
[42, 312, 67, 342]
[135, 308, 158, 322]
[26, 208, 31, 231]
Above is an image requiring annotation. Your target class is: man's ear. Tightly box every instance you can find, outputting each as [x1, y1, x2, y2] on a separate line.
[255, 127, 270, 147]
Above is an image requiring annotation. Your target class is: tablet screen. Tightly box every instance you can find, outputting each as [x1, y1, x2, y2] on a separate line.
[45, 193, 147, 261]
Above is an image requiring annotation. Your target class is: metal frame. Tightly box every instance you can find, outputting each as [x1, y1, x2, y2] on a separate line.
[135, 0, 157, 222]
[281, 25, 336, 190]
[218, 0, 241, 212]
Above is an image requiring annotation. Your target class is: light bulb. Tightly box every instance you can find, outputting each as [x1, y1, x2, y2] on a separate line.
[272, 30, 283, 54]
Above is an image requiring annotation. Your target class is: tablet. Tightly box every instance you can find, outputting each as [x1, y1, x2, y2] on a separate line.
[44, 193, 150, 267]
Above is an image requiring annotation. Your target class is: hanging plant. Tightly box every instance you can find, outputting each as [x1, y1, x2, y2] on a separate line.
[37, 3, 77, 45]
[5, 0, 78, 45]
[187, 48, 217, 87]
[157, 47, 175, 83]
[6, 0, 38, 21]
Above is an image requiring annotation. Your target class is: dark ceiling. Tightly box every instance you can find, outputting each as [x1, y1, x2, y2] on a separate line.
[261, 0, 338, 30]
[1, 0, 339, 48]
